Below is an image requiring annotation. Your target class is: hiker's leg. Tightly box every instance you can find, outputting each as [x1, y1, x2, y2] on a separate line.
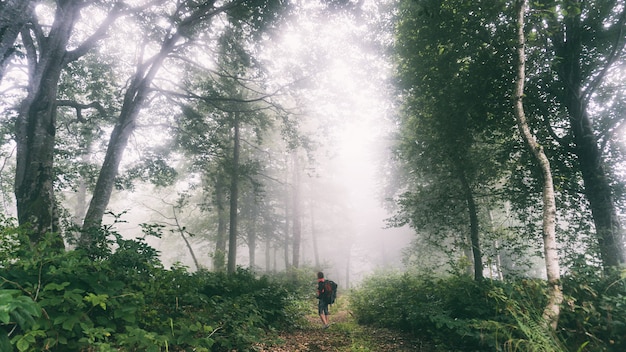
[318, 301, 328, 325]
[318, 301, 330, 326]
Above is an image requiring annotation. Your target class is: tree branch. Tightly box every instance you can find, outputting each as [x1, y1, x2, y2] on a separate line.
[56, 99, 107, 121]
[583, 4, 626, 106]
[64, 3, 127, 63]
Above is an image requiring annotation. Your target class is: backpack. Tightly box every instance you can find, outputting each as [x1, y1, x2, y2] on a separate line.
[321, 280, 338, 305]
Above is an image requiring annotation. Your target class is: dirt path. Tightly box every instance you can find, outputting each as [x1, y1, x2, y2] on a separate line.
[256, 309, 439, 352]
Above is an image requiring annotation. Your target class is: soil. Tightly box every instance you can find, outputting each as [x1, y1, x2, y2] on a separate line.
[255, 309, 440, 352]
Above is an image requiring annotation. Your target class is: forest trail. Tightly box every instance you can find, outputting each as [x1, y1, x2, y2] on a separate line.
[256, 306, 439, 352]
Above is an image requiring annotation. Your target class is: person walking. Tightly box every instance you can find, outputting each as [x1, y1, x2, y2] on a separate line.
[316, 271, 330, 329]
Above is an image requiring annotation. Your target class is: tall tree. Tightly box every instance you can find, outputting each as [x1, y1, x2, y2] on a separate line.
[227, 113, 241, 273]
[290, 150, 302, 268]
[528, 0, 626, 269]
[82, 0, 231, 234]
[393, 0, 515, 279]
[15, 0, 122, 246]
[514, 0, 562, 329]
[81, 0, 287, 241]
[213, 171, 229, 271]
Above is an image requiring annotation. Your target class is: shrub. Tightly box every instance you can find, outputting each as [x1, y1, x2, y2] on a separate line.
[559, 267, 626, 351]
[0, 223, 307, 351]
[350, 272, 559, 351]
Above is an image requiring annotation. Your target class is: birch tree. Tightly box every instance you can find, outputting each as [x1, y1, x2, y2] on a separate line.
[514, 0, 562, 329]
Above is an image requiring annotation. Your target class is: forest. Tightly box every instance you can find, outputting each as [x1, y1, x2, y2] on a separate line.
[1, 0, 626, 351]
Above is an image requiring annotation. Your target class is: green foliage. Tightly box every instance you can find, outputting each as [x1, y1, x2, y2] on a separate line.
[351, 272, 564, 351]
[0, 290, 42, 352]
[0, 223, 307, 351]
[559, 267, 626, 351]
[352, 270, 626, 351]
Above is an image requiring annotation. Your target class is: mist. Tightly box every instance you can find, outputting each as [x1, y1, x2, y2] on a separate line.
[61, 0, 413, 287]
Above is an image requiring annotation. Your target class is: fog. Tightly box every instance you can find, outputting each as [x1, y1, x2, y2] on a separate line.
[0, 0, 413, 287]
[85, 1, 413, 287]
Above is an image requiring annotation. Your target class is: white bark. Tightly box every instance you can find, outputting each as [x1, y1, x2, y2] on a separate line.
[513, 0, 562, 330]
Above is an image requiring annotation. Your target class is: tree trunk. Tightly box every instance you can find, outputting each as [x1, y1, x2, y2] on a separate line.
[180, 230, 200, 271]
[172, 206, 200, 271]
[273, 246, 278, 272]
[227, 114, 240, 274]
[265, 235, 271, 273]
[570, 104, 624, 268]
[515, 0, 562, 330]
[82, 33, 180, 236]
[283, 156, 291, 270]
[459, 171, 483, 280]
[248, 229, 256, 269]
[15, 0, 84, 247]
[291, 151, 302, 268]
[0, 0, 33, 82]
[248, 198, 258, 270]
[213, 173, 228, 272]
[553, 11, 625, 268]
[488, 209, 504, 280]
[311, 201, 320, 268]
[72, 154, 90, 227]
[345, 244, 351, 289]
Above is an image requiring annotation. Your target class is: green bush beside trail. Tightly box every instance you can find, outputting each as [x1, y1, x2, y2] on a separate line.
[0, 222, 309, 352]
[351, 271, 626, 351]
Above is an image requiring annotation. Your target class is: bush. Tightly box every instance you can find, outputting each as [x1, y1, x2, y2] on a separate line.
[0, 223, 307, 351]
[352, 269, 626, 351]
[350, 272, 559, 351]
[559, 267, 626, 351]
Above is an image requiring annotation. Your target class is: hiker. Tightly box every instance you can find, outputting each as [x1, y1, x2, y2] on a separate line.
[316, 271, 330, 329]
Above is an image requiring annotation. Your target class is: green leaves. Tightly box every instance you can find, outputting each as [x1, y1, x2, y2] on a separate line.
[0, 289, 42, 352]
[0, 290, 41, 325]
[84, 293, 109, 310]
[0, 230, 303, 351]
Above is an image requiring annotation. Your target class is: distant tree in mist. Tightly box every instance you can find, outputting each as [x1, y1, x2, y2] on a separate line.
[171, 22, 300, 273]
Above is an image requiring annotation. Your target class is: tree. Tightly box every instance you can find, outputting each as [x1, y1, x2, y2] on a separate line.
[80, 0, 288, 245]
[227, 112, 241, 273]
[15, 0, 123, 246]
[527, 0, 626, 269]
[393, 0, 516, 279]
[169, 13, 297, 273]
[82, 0, 233, 234]
[290, 150, 302, 268]
[514, 0, 562, 329]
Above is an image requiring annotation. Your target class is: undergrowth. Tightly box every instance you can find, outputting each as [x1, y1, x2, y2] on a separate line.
[0, 217, 311, 351]
[350, 270, 626, 351]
